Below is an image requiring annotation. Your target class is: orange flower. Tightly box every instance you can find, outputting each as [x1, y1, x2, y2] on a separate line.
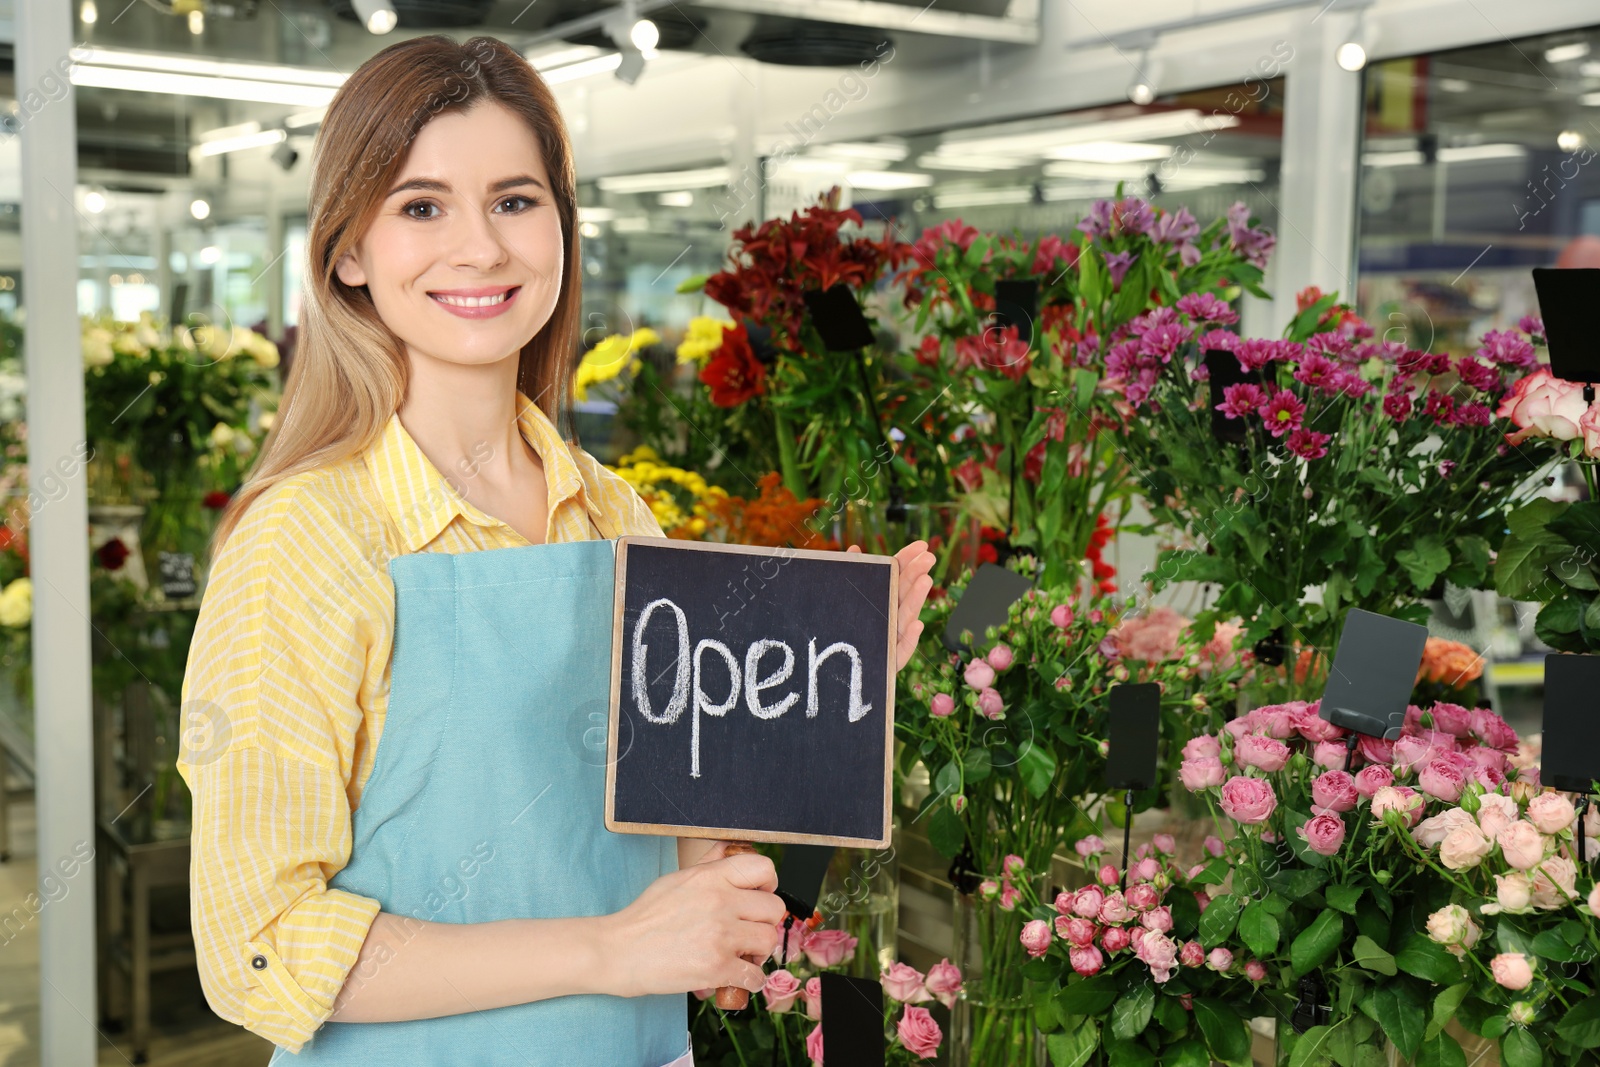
[709, 472, 837, 550]
[1417, 637, 1484, 686]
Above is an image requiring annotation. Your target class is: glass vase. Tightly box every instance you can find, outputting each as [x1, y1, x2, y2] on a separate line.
[837, 501, 978, 585]
[816, 825, 901, 978]
[948, 880, 1048, 1067]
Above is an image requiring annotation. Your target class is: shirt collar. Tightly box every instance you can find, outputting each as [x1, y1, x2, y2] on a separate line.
[363, 391, 588, 553]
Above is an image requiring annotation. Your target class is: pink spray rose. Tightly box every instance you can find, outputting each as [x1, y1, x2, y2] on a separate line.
[1069, 944, 1105, 977]
[1292, 704, 1344, 743]
[1074, 835, 1108, 858]
[1101, 926, 1132, 953]
[1183, 734, 1222, 760]
[1099, 864, 1120, 887]
[1020, 919, 1053, 958]
[1297, 813, 1347, 856]
[1220, 775, 1278, 824]
[929, 693, 955, 718]
[1152, 833, 1176, 855]
[1470, 707, 1519, 752]
[963, 658, 996, 690]
[1180, 940, 1206, 968]
[1358, 735, 1395, 765]
[1207, 947, 1234, 971]
[1418, 759, 1468, 802]
[1527, 793, 1577, 835]
[1477, 793, 1519, 840]
[1140, 906, 1174, 933]
[1133, 857, 1161, 883]
[1413, 807, 1477, 849]
[976, 687, 1005, 719]
[1499, 367, 1589, 443]
[806, 1022, 825, 1063]
[1237, 735, 1292, 772]
[1136, 931, 1180, 983]
[1050, 604, 1074, 629]
[896, 1005, 942, 1060]
[1126, 883, 1161, 911]
[805, 977, 823, 1020]
[1531, 855, 1578, 909]
[1431, 702, 1473, 737]
[1058, 916, 1098, 948]
[986, 643, 1015, 672]
[924, 958, 963, 1009]
[1250, 706, 1297, 739]
[1498, 821, 1547, 870]
[803, 929, 859, 968]
[1589, 883, 1600, 917]
[1426, 904, 1480, 952]
[1180, 756, 1226, 791]
[1098, 890, 1132, 924]
[1370, 786, 1424, 827]
[1311, 770, 1359, 813]
[1245, 960, 1268, 982]
[1353, 764, 1395, 798]
[881, 962, 933, 1004]
[764, 969, 802, 1013]
[1496, 873, 1534, 912]
[1204, 835, 1225, 858]
[1310, 740, 1349, 770]
[1438, 824, 1493, 870]
[1491, 952, 1534, 990]
[1071, 886, 1106, 918]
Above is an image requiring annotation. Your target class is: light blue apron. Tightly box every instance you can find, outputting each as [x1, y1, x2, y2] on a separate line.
[275, 533, 689, 1065]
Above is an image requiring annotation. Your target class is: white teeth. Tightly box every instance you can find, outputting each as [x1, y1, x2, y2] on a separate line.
[434, 291, 510, 307]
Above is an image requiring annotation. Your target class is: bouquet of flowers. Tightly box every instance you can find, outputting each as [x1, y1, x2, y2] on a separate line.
[690, 921, 963, 1066]
[1124, 291, 1537, 696]
[1177, 696, 1536, 1065]
[1491, 318, 1600, 653]
[894, 195, 1271, 588]
[1009, 835, 1280, 1067]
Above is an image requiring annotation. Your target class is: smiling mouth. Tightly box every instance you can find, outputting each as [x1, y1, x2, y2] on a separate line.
[429, 287, 520, 308]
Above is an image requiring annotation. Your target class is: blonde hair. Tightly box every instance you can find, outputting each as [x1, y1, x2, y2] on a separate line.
[212, 34, 582, 550]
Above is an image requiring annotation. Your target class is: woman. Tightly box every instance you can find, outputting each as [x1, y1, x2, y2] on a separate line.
[178, 33, 935, 1067]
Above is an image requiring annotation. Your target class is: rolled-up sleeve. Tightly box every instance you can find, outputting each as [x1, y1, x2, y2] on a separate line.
[178, 478, 389, 1052]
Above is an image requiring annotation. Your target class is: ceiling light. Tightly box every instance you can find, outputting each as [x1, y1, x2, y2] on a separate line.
[598, 167, 731, 194]
[613, 216, 649, 233]
[190, 198, 211, 220]
[1050, 141, 1173, 164]
[577, 206, 616, 223]
[943, 110, 1240, 160]
[1545, 41, 1591, 64]
[1582, 60, 1600, 78]
[194, 129, 286, 157]
[932, 187, 1032, 209]
[1128, 54, 1162, 106]
[351, 0, 397, 34]
[1582, 91, 1600, 107]
[657, 190, 694, 207]
[1559, 129, 1586, 152]
[630, 18, 660, 51]
[199, 245, 222, 264]
[846, 170, 933, 190]
[79, 0, 97, 24]
[579, 221, 601, 238]
[188, 9, 203, 35]
[916, 153, 1022, 172]
[83, 190, 106, 214]
[1336, 41, 1367, 72]
[73, 48, 346, 85]
[542, 53, 624, 85]
[772, 157, 850, 174]
[528, 45, 607, 70]
[1437, 77, 1470, 93]
[812, 141, 909, 162]
[70, 48, 345, 107]
[1439, 143, 1527, 162]
[285, 108, 327, 129]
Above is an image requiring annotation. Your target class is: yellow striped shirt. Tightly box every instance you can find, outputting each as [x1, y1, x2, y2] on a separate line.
[177, 393, 664, 1052]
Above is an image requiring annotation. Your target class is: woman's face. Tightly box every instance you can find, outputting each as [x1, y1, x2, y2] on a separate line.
[334, 100, 565, 373]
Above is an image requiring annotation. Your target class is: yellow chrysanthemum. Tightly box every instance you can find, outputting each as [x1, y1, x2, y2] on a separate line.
[676, 317, 732, 365]
[0, 578, 31, 628]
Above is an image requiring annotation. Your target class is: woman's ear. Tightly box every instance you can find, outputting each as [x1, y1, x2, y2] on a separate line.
[333, 250, 367, 289]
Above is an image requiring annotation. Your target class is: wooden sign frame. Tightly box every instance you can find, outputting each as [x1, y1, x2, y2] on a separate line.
[604, 536, 898, 848]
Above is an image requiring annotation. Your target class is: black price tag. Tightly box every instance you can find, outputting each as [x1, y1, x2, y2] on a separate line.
[1317, 608, 1428, 739]
[819, 973, 886, 1067]
[1106, 682, 1161, 791]
[158, 551, 197, 600]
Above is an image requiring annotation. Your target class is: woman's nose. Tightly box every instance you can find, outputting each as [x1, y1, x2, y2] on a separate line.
[448, 208, 511, 272]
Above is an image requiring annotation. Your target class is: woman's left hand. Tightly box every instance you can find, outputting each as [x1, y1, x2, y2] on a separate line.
[847, 539, 936, 672]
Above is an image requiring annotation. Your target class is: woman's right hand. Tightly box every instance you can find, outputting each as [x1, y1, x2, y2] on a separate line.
[602, 851, 784, 998]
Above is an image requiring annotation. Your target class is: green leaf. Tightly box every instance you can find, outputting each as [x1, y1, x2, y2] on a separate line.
[1395, 535, 1451, 591]
[1046, 1018, 1099, 1067]
[1016, 739, 1057, 799]
[1192, 997, 1252, 1067]
[926, 802, 965, 858]
[1191, 856, 1231, 886]
[1287, 1024, 1335, 1067]
[1270, 868, 1330, 902]
[1557, 996, 1600, 1048]
[1413, 1032, 1468, 1067]
[1152, 994, 1187, 1034]
[1055, 974, 1119, 1016]
[962, 747, 993, 784]
[1425, 983, 1469, 1041]
[1110, 981, 1155, 1040]
[1351, 935, 1396, 976]
[1198, 893, 1245, 949]
[934, 761, 962, 797]
[1395, 936, 1465, 985]
[1239, 901, 1280, 958]
[1291, 910, 1345, 976]
[1362, 984, 1425, 1060]
[1104, 1037, 1156, 1067]
[1500, 1028, 1542, 1067]
[1326, 884, 1363, 915]
[1161, 1037, 1209, 1067]
[674, 272, 709, 293]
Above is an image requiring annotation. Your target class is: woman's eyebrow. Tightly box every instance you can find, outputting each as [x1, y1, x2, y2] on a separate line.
[385, 175, 549, 198]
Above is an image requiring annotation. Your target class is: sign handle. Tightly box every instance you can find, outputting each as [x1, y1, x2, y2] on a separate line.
[715, 841, 761, 1010]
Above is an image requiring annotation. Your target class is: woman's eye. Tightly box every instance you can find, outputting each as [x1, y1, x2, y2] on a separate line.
[403, 200, 439, 219]
[497, 195, 539, 212]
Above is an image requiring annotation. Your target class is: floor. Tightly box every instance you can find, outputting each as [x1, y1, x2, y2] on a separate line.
[0, 794, 273, 1066]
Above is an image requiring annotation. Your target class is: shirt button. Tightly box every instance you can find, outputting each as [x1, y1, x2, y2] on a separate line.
[251, 955, 268, 970]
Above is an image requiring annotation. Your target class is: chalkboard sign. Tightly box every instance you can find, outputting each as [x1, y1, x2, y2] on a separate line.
[158, 551, 197, 599]
[606, 537, 898, 847]
[1543, 653, 1600, 792]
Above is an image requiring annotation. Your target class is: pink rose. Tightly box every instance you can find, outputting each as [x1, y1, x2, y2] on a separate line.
[1310, 740, 1349, 770]
[1467, 746, 1507, 776]
[1527, 793, 1577, 835]
[963, 658, 997, 690]
[1020, 919, 1053, 958]
[780, 919, 809, 964]
[1249, 706, 1297, 739]
[976, 687, 1005, 719]
[924, 958, 963, 1009]
[1183, 735, 1221, 760]
[1470, 708, 1519, 752]
[805, 977, 823, 1020]
[1499, 367, 1589, 442]
[1057, 916, 1097, 947]
[1126, 883, 1161, 911]
[1180, 940, 1205, 968]
[882, 962, 933, 1004]
[1478, 793, 1519, 839]
[1589, 883, 1600, 917]
[1584, 403, 1600, 458]
[1237, 735, 1291, 772]
[1418, 759, 1468, 802]
[1207, 947, 1233, 972]
[1293, 705, 1344, 743]
[764, 969, 802, 1013]
[1098, 864, 1120, 887]
[1491, 952, 1534, 990]
[1297, 813, 1347, 856]
[1152, 833, 1176, 855]
[1204, 835, 1225, 858]
[1431, 703, 1473, 737]
[998, 882, 1021, 911]
[806, 1021, 825, 1063]
[1394, 735, 1443, 775]
[929, 693, 955, 718]
[1531, 855, 1579, 909]
[1220, 775, 1278, 824]
[1050, 604, 1074, 629]
[1140, 907, 1174, 933]
[1133, 857, 1160, 882]
[1312, 771, 1359, 813]
[1496, 873, 1533, 911]
[1098, 890, 1131, 925]
[1498, 821, 1547, 870]
[1426, 904, 1477, 949]
[896, 1005, 942, 1060]
[1354, 764, 1395, 798]
[1193, 890, 1211, 914]
[1223, 717, 1252, 741]
[1439, 824, 1493, 870]
[1136, 931, 1180, 983]
[1072, 886, 1106, 918]
[986, 643, 1014, 672]
[978, 879, 999, 900]
[1069, 944, 1105, 976]
[1414, 807, 1477, 848]
[1074, 836, 1108, 858]
[1244, 960, 1267, 982]
[1180, 757, 1226, 791]
[1101, 926, 1131, 953]
[803, 929, 858, 969]
[1371, 786, 1423, 827]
